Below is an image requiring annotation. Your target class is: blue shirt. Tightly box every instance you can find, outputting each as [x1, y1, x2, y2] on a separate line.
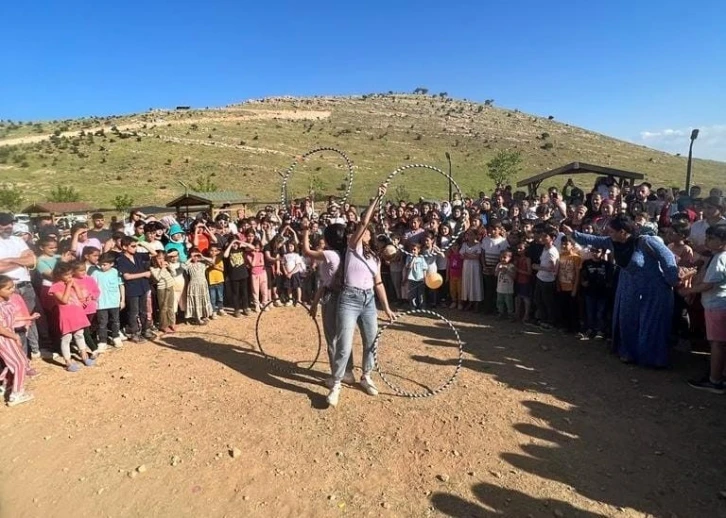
[115, 253, 150, 297]
[92, 268, 124, 310]
[406, 256, 427, 282]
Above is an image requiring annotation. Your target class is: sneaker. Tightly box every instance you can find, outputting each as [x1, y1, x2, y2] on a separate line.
[209, 313, 218, 320]
[112, 337, 124, 348]
[119, 331, 129, 341]
[576, 332, 589, 341]
[687, 377, 725, 395]
[95, 342, 109, 355]
[7, 392, 34, 407]
[0, 386, 5, 398]
[233, 310, 241, 318]
[326, 385, 341, 407]
[449, 302, 457, 309]
[284, 300, 293, 307]
[594, 332, 605, 340]
[30, 351, 41, 360]
[217, 310, 225, 317]
[342, 371, 356, 385]
[359, 375, 379, 396]
[273, 300, 282, 308]
[83, 358, 96, 367]
[143, 330, 157, 340]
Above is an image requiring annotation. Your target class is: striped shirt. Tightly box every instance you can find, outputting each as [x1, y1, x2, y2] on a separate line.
[481, 237, 508, 275]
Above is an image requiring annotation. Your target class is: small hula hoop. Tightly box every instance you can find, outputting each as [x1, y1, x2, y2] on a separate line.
[280, 147, 354, 208]
[254, 300, 323, 372]
[378, 163, 464, 257]
[373, 309, 464, 398]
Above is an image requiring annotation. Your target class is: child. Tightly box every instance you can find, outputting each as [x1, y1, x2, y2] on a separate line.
[447, 241, 463, 309]
[481, 223, 508, 314]
[82, 246, 101, 274]
[92, 253, 125, 349]
[532, 227, 560, 330]
[224, 239, 251, 317]
[388, 234, 405, 306]
[183, 248, 214, 325]
[248, 239, 269, 312]
[687, 226, 726, 393]
[580, 248, 612, 340]
[265, 235, 284, 307]
[460, 231, 483, 311]
[150, 253, 177, 333]
[556, 236, 582, 333]
[48, 262, 95, 372]
[514, 241, 533, 323]
[165, 249, 186, 318]
[206, 244, 226, 317]
[422, 232, 444, 307]
[116, 236, 154, 342]
[0, 275, 35, 406]
[282, 241, 304, 306]
[404, 243, 427, 309]
[72, 260, 101, 353]
[495, 249, 516, 319]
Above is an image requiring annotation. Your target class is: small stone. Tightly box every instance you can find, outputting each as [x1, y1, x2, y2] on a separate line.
[437, 474, 450, 482]
[467, 471, 476, 476]
[243, 496, 250, 501]
[136, 465, 147, 473]
[62, 467, 69, 473]
[171, 456, 181, 466]
[97, 488, 105, 495]
[78, 477, 85, 482]
[327, 495, 335, 501]
[553, 510, 564, 517]
[44, 436, 52, 441]
[335, 451, 343, 457]
[381, 502, 391, 509]
[230, 448, 242, 459]
[654, 451, 664, 456]
[94, 448, 101, 453]
[490, 471, 502, 478]
[128, 471, 137, 479]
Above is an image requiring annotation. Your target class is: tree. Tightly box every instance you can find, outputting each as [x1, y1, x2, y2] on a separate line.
[413, 87, 429, 95]
[47, 185, 80, 202]
[113, 194, 134, 215]
[486, 150, 522, 188]
[484, 99, 495, 106]
[0, 184, 24, 212]
[193, 173, 218, 192]
[394, 184, 410, 202]
[308, 174, 326, 202]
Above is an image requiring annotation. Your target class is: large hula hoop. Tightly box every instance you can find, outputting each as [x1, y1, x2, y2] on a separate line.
[280, 147, 354, 208]
[254, 300, 323, 373]
[378, 163, 465, 257]
[373, 309, 464, 398]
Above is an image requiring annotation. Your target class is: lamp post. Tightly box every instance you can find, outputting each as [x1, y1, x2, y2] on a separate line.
[445, 151, 452, 203]
[685, 128, 699, 193]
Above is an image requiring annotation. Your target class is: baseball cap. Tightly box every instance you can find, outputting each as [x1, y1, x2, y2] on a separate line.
[13, 223, 30, 235]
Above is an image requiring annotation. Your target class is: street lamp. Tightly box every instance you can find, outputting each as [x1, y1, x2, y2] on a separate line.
[445, 151, 452, 203]
[685, 128, 699, 193]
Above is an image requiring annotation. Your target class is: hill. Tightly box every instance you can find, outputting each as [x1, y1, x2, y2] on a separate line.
[1, 94, 723, 212]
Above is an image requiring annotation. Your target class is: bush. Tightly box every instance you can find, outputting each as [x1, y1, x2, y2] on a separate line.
[548, 115, 554, 120]
[47, 185, 80, 202]
[0, 184, 24, 211]
[541, 142, 554, 150]
[541, 132, 550, 139]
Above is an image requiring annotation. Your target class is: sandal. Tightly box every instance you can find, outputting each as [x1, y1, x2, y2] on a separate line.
[66, 363, 81, 373]
[83, 358, 97, 367]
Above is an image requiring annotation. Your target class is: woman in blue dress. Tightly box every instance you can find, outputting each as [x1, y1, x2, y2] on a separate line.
[563, 215, 680, 367]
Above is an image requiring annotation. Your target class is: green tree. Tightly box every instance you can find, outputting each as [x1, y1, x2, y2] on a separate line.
[0, 184, 24, 212]
[113, 194, 134, 215]
[486, 150, 522, 188]
[193, 173, 218, 192]
[413, 87, 429, 95]
[394, 184, 410, 202]
[47, 185, 81, 202]
[308, 174, 326, 202]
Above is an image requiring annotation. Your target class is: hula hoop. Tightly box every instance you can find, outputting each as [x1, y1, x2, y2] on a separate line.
[279, 147, 354, 208]
[378, 163, 465, 257]
[372, 309, 464, 398]
[254, 300, 323, 372]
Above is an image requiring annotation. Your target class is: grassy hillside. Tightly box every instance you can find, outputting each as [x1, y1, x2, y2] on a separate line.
[1, 94, 723, 211]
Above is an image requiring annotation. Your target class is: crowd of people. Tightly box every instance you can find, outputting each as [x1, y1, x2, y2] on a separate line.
[0, 175, 725, 408]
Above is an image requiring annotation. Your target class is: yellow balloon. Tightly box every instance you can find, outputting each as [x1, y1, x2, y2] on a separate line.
[425, 272, 443, 290]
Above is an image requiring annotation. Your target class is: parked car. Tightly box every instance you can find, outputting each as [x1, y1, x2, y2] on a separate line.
[13, 213, 30, 225]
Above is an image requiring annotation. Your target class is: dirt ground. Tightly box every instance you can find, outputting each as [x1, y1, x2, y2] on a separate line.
[1, 307, 725, 518]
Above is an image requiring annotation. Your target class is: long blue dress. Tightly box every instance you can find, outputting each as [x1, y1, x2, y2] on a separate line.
[572, 232, 679, 367]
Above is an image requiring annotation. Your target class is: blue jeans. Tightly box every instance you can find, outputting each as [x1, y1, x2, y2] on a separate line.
[17, 283, 39, 354]
[332, 287, 378, 382]
[585, 295, 607, 333]
[209, 283, 224, 312]
[321, 291, 353, 375]
[408, 280, 424, 309]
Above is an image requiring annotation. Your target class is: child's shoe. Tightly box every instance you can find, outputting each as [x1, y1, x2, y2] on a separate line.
[217, 309, 225, 317]
[359, 375, 379, 396]
[284, 300, 293, 307]
[7, 392, 34, 407]
[252, 304, 259, 313]
[83, 358, 96, 367]
[112, 337, 124, 348]
[233, 310, 241, 318]
[95, 343, 108, 355]
[594, 332, 605, 340]
[273, 300, 282, 308]
[209, 313, 218, 320]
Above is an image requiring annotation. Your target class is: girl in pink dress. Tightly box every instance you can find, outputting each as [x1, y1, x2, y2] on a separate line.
[0, 275, 36, 406]
[48, 262, 95, 372]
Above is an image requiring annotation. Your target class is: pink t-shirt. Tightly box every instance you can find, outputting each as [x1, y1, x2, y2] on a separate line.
[8, 294, 30, 330]
[448, 251, 463, 278]
[344, 244, 379, 290]
[74, 275, 101, 315]
[248, 251, 265, 276]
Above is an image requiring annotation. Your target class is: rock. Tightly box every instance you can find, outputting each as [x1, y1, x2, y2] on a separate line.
[136, 465, 147, 473]
[128, 471, 137, 479]
[490, 471, 502, 478]
[335, 451, 343, 457]
[437, 474, 450, 482]
[94, 448, 101, 453]
[242, 496, 250, 501]
[230, 448, 242, 459]
[97, 488, 105, 495]
[327, 495, 336, 501]
[381, 502, 391, 509]
[44, 436, 52, 441]
[467, 471, 476, 476]
[553, 510, 564, 517]
[171, 456, 181, 466]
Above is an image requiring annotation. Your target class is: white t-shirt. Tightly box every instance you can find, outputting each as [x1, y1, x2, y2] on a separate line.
[690, 218, 726, 249]
[318, 250, 341, 288]
[496, 264, 515, 294]
[537, 246, 559, 282]
[702, 251, 726, 310]
[283, 252, 304, 274]
[0, 236, 31, 283]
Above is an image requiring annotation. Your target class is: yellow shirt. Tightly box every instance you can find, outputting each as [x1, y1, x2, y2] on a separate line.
[207, 257, 225, 285]
[558, 252, 582, 292]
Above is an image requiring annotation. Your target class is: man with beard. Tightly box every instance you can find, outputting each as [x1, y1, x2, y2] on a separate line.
[0, 213, 40, 358]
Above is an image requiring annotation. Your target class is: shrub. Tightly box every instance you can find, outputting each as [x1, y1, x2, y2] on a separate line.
[541, 142, 554, 150]
[541, 132, 550, 139]
[47, 185, 80, 202]
[548, 115, 554, 120]
[0, 184, 24, 211]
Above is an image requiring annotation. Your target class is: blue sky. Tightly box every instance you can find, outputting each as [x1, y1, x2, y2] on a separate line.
[1, 0, 724, 160]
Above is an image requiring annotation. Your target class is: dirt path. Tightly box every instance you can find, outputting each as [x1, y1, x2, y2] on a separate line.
[1, 309, 724, 517]
[0, 110, 331, 147]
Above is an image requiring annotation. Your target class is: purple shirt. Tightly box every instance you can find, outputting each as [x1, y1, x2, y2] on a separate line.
[74, 238, 102, 258]
[344, 244, 379, 290]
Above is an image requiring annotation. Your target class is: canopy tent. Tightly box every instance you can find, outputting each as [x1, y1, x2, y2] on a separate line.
[166, 191, 254, 218]
[516, 162, 645, 195]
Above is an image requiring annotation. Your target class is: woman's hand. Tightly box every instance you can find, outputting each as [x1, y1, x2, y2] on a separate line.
[377, 184, 387, 198]
[384, 307, 396, 323]
[308, 303, 318, 319]
[561, 224, 574, 236]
